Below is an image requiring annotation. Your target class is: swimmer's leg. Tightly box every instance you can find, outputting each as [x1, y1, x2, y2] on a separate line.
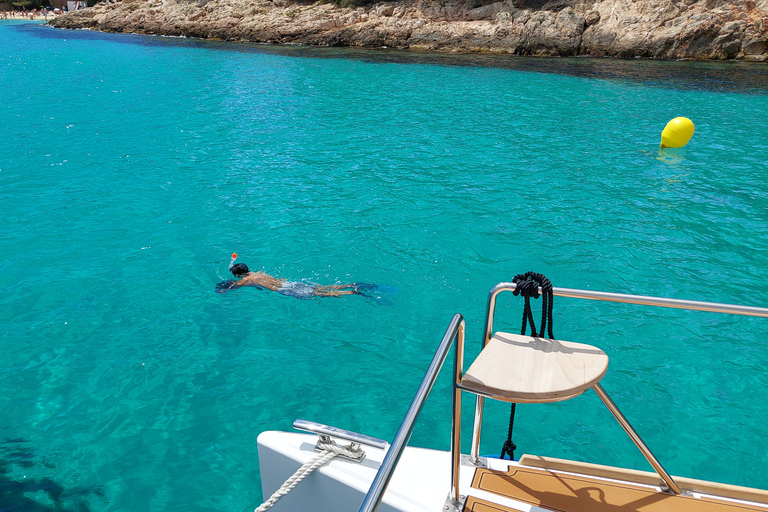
[319, 284, 355, 291]
[314, 285, 356, 298]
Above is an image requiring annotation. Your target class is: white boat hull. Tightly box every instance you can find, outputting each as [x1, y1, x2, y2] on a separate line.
[258, 431, 768, 512]
[258, 431, 461, 512]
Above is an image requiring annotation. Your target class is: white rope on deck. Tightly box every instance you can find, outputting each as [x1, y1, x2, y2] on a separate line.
[254, 438, 365, 512]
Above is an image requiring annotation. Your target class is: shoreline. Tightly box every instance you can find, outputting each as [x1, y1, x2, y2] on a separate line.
[47, 0, 768, 62]
[2, 12, 60, 20]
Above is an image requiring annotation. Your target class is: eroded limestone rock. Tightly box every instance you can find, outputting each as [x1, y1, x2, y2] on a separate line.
[49, 0, 768, 60]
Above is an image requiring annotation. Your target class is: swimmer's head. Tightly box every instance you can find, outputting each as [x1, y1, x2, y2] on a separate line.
[231, 263, 249, 276]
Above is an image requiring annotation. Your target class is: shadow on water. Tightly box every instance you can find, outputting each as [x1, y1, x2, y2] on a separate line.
[0, 439, 104, 512]
[14, 22, 768, 95]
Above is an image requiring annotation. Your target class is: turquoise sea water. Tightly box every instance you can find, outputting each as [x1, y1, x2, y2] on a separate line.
[2, 19, 768, 511]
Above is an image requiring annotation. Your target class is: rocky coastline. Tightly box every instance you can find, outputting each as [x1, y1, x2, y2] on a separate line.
[49, 0, 768, 61]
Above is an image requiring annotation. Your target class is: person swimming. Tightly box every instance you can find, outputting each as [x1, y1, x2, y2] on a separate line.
[216, 255, 386, 301]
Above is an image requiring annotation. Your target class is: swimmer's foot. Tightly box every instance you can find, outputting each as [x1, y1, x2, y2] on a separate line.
[352, 283, 394, 305]
[353, 283, 374, 293]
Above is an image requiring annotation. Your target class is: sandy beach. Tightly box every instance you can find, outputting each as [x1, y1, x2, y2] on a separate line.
[1, 10, 63, 21]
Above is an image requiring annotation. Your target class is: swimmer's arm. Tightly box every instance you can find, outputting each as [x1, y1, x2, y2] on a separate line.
[215, 280, 243, 293]
[217, 280, 270, 292]
[216, 274, 285, 293]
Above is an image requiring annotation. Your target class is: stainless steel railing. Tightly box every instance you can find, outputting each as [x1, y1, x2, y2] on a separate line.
[473, 283, 768, 494]
[482, 283, 768, 346]
[359, 284, 768, 510]
[358, 313, 465, 512]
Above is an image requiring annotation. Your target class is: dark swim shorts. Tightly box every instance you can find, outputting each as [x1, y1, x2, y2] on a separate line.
[276, 282, 316, 299]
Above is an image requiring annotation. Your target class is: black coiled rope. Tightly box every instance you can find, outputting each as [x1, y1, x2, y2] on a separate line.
[499, 272, 554, 461]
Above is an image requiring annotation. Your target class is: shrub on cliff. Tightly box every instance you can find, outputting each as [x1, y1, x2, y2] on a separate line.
[7, 0, 49, 7]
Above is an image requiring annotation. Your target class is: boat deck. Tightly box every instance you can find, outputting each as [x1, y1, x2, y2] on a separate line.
[466, 456, 768, 512]
[257, 285, 768, 512]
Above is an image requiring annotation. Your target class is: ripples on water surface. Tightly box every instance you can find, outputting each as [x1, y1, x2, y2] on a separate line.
[1, 20, 768, 511]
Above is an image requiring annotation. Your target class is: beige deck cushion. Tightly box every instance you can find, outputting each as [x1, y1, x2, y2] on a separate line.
[460, 332, 608, 403]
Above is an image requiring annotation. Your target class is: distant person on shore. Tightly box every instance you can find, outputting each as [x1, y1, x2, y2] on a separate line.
[216, 253, 390, 303]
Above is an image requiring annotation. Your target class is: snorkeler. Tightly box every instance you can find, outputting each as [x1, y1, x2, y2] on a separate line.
[215, 253, 383, 301]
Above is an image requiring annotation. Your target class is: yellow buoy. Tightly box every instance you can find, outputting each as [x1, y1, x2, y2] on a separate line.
[660, 117, 695, 148]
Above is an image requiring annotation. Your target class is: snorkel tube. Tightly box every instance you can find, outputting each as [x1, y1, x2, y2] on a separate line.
[228, 252, 237, 270]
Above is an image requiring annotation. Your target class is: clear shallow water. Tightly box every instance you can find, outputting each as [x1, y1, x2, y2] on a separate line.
[2, 19, 768, 511]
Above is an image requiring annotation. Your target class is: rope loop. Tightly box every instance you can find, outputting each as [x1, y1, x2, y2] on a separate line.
[316, 438, 365, 462]
[512, 272, 541, 299]
[500, 272, 555, 460]
[512, 272, 554, 339]
[254, 438, 365, 512]
[500, 440, 517, 460]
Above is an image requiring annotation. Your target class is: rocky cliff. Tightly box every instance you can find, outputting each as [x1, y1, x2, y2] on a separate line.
[50, 0, 768, 60]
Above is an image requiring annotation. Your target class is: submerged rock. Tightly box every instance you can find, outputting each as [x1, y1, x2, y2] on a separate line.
[49, 0, 768, 61]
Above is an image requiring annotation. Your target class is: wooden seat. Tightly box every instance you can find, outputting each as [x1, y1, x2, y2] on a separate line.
[459, 332, 609, 403]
